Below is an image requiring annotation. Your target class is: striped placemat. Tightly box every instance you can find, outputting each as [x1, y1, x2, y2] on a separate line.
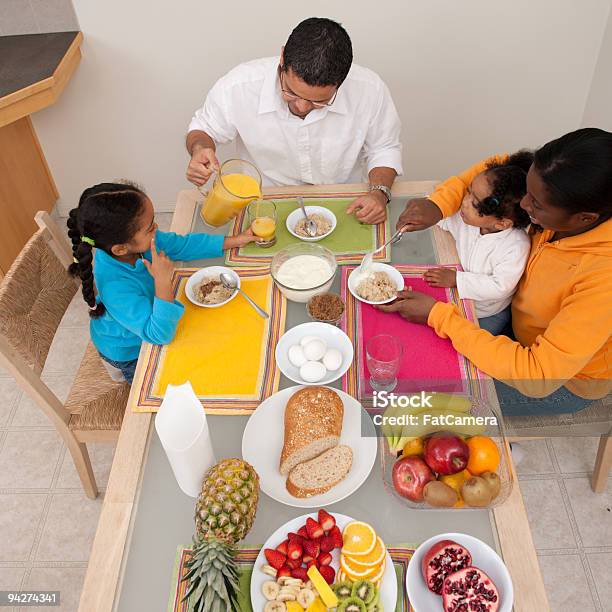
[169, 544, 416, 612]
[133, 268, 286, 414]
[341, 264, 488, 407]
[222, 195, 391, 267]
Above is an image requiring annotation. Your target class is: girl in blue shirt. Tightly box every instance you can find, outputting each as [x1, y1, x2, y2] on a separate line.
[67, 182, 258, 383]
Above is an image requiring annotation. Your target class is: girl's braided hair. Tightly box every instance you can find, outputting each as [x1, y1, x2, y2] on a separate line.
[474, 150, 534, 229]
[67, 182, 146, 319]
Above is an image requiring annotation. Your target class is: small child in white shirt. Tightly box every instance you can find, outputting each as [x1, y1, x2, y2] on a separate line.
[424, 151, 533, 335]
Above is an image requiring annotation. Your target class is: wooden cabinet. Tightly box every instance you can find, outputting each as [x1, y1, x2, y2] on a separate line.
[0, 31, 82, 276]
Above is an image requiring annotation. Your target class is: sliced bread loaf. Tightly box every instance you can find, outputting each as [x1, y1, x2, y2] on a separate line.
[279, 386, 344, 475]
[286, 445, 353, 498]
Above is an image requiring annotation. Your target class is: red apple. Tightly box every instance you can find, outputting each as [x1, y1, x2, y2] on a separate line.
[392, 455, 435, 502]
[423, 432, 469, 475]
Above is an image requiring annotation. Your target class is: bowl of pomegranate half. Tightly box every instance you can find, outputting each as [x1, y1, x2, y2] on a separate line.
[406, 532, 513, 612]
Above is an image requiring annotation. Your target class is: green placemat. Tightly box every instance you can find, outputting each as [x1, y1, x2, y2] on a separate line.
[169, 544, 415, 611]
[224, 198, 391, 266]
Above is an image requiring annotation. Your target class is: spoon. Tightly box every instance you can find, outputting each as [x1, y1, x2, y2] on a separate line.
[219, 273, 269, 319]
[297, 196, 317, 237]
[357, 226, 407, 277]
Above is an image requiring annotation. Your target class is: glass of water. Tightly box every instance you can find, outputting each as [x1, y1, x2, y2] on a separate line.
[366, 334, 403, 392]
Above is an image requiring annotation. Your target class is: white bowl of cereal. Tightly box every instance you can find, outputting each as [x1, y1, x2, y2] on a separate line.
[286, 205, 337, 242]
[185, 266, 240, 308]
[348, 263, 404, 305]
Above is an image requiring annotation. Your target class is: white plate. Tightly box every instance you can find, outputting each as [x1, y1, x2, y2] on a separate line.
[275, 322, 353, 385]
[348, 263, 404, 305]
[185, 266, 240, 308]
[286, 205, 337, 242]
[250, 513, 397, 611]
[406, 533, 514, 612]
[241, 385, 377, 508]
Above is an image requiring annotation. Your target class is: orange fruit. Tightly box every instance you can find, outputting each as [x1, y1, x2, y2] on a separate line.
[402, 437, 424, 457]
[342, 521, 377, 556]
[466, 436, 500, 475]
[340, 554, 381, 579]
[343, 537, 386, 568]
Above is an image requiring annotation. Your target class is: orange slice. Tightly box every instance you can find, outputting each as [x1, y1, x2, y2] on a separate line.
[343, 536, 386, 568]
[340, 554, 381, 579]
[342, 521, 377, 556]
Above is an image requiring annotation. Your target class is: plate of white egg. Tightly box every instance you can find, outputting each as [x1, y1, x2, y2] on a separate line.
[275, 322, 354, 385]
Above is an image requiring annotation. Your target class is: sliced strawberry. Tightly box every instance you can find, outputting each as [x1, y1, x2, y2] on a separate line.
[264, 548, 286, 570]
[287, 532, 306, 547]
[276, 565, 292, 579]
[286, 557, 302, 570]
[318, 564, 335, 584]
[287, 540, 303, 561]
[305, 558, 319, 569]
[302, 554, 314, 564]
[276, 540, 288, 556]
[290, 567, 309, 581]
[319, 535, 334, 553]
[303, 539, 320, 559]
[297, 526, 309, 539]
[318, 552, 333, 566]
[329, 525, 343, 549]
[318, 509, 336, 532]
[306, 518, 324, 540]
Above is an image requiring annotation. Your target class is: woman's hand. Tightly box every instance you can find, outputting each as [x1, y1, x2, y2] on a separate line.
[376, 289, 437, 324]
[223, 227, 262, 249]
[143, 238, 175, 302]
[423, 267, 457, 288]
[396, 197, 443, 232]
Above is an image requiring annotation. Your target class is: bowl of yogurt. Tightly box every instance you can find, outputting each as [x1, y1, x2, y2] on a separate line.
[270, 243, 337, 303]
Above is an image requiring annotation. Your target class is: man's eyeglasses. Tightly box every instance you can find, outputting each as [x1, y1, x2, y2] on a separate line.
[279, 70, 338, 109]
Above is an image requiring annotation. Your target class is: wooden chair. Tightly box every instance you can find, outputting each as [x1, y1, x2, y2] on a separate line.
[0, 211, 130, 499]
[505, 397, 612, 492]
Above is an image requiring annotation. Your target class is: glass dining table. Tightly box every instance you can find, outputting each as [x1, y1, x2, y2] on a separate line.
[78, 182, 549, 612]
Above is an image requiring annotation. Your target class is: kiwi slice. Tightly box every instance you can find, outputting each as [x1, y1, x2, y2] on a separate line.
[352, 580, 377, 605]
[367, 601, 384, 612]
[338, 597, 367, 612]
[332, 581, 354, 600]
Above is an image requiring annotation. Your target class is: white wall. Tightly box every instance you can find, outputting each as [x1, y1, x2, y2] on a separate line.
[582, 4, 612, 129]
[32, 0, 612, 214]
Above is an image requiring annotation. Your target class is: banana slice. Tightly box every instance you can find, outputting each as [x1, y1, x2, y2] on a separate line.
[304, 580, 315, 591]
[262, 581, 280, 601]
[277, 587, 299, 602]
[297, 588, 315, 608]
[261, 564, 278, 578]
[264, 602, 287, 612]
[278, 577, 303, 587]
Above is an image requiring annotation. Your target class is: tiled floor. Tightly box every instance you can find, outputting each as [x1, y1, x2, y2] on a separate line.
[0, 211, 610, 611]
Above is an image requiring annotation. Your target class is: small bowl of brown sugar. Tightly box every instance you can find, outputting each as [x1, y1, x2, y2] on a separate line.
[306, 292, 346, 325]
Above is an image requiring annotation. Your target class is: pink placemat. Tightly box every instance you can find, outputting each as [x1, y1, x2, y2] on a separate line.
[341, 265, 487, 405]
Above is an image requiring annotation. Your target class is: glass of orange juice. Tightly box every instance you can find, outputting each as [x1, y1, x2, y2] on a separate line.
[248, 200, 277, 248]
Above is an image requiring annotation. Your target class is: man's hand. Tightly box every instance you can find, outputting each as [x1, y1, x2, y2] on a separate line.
[346, 191, 388, 224]
[375, 289, 437, 324]
[423, 267, 457, 288]
[143, 238, 175, 302]
[186, 146, 220, 186]
[396, 197, 443, 232]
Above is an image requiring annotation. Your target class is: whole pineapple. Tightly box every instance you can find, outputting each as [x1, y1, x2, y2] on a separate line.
[182, 458, 260, 612]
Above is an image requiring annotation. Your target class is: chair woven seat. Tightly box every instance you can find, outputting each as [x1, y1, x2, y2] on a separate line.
[66, 342, 130, 432]
[506, 396, 611, 437]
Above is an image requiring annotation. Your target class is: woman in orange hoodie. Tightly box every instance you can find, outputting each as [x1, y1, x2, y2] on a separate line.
[382, 128, 612, 415]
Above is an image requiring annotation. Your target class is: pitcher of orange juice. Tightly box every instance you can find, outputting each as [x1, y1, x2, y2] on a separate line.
[200, 159, 262, 227]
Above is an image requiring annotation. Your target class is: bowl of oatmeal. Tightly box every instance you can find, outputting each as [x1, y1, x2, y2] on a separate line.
[186, 266, 240, 308]
[348, 263, 404, 305]
[286, 205, 337, 242]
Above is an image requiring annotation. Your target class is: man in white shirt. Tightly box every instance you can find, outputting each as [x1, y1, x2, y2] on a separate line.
[186, 17, 403, 224]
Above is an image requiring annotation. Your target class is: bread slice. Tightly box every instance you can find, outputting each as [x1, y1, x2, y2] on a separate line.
[286, 445, 353, 498]
[279, 386, 344, 475]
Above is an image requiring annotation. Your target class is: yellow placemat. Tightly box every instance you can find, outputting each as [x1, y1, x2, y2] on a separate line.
[134, 268, 286, 414]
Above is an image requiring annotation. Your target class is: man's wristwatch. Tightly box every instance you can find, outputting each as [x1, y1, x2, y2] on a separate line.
[369, 184, 392, 203]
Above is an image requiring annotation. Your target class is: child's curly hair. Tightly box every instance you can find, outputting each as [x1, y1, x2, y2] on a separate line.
[474, 150, 534, 229]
